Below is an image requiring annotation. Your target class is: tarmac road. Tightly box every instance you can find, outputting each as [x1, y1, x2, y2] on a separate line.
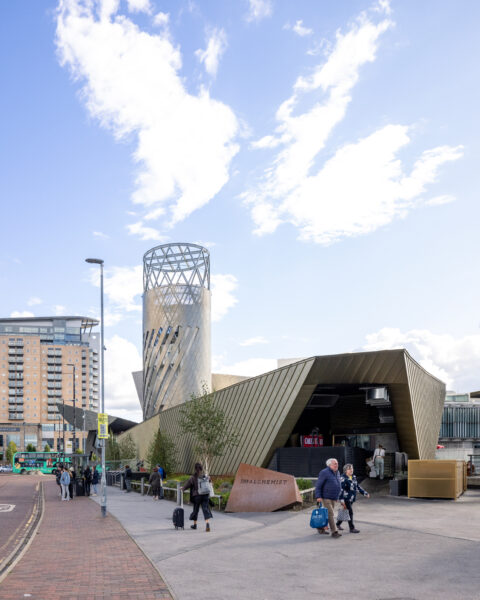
[0, 474, 42, 568]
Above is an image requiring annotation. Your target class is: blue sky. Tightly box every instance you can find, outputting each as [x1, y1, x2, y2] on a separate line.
[1, 0, 479, 421]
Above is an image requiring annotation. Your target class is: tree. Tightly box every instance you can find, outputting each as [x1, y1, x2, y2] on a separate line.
[146, 429, 177, 476]
[118, 433, 137, 460]
[105, 433, 120, 461]
[26, 443, 36, 452]
[44, 444, 51, 452]
[179, 383, 240, 475]
[6, 441, 17, 464]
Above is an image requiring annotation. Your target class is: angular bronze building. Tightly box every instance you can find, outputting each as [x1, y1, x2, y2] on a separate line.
[123, 349, 445, 476]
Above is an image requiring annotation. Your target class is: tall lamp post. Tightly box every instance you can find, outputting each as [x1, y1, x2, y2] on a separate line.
[85, 257, 106, 517]
[66, 364, 76, 455]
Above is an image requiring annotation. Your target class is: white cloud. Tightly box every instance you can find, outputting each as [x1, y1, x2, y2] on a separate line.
[195, 28, 227, 77]
[211, 273, 238, 322]
[284, 20, 313, 37]
[362, 327, 480, 393]
[244, 6, 463, 244]
[89, 264, 142, 313]
[425, 194, 456, 207]
[53, 305, 66, 315]
[126, 0, 151, 14]
[27, 297, 42, 306]
[10, 311, 35, 318]
[153, 12, 169, 27]
[56, 0, 239, 233]
[246, 0, 272, 22]
[213, 356, 277, 377]
[240, 336, 269, 347]
[126, 221, 164, 241]
[93, 230, 109, 239]
[104, 334, 142, 421]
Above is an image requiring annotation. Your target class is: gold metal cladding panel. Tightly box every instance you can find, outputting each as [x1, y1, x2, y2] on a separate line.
[404, 354, 445, 460]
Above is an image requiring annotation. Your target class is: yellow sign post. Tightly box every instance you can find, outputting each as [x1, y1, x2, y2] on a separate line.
[97, 413, 109, 439]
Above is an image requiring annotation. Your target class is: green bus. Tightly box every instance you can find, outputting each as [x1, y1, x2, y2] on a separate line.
[12, 451, 72, 475]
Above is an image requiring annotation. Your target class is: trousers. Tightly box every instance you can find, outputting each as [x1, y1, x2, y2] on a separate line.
[322, 499, 338, 533]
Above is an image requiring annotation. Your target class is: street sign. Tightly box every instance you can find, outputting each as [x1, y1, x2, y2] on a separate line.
[97, 413, 108, 439]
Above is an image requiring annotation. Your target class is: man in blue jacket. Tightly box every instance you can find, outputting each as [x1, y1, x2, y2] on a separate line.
[315, 458, 342, 538]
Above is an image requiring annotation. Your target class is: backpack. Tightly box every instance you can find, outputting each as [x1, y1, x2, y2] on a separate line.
[197, 475, 210, 495]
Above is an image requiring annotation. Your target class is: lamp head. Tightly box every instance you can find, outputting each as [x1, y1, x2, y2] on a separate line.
[85, 258, 104, 265]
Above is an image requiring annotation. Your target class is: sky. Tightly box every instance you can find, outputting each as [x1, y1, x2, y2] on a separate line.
[1, 0, 479, 422]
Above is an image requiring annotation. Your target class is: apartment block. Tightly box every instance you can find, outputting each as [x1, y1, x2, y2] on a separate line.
[0, 317, 99, 457]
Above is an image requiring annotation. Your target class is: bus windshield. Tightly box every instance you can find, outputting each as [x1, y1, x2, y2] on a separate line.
[12, 452, 71, 474]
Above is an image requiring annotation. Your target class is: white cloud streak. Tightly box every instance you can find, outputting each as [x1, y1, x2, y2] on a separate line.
[212, 356, 277, 377]
[284, 20, 313, 37]
[89, 264, 142, 314]
[10, 311, 35, 318]
[27, 297, 42, 306]
[211, 273, 238, 322]
[126, 221, 164, 241]
[245, 5, 463, 244]
[362, 327, 480, 393]
[195, 28, 227, 77]
[240, 336, 269, 347]
[56, 0, 239, 234]
[246, 0, 273, 23]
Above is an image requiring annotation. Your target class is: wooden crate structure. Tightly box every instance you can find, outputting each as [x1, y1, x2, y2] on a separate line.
[408, 460, 466, 499]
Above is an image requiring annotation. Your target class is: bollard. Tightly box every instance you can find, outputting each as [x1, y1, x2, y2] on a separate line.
[141, 477, 145, 496]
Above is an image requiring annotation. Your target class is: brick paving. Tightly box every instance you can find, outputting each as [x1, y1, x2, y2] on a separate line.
[0, 479, 173, 599]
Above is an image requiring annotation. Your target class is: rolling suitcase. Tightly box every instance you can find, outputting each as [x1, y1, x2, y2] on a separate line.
[173, 506, 184, 529]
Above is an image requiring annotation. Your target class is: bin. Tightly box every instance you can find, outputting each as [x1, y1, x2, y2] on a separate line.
[75, 478, 85, 496]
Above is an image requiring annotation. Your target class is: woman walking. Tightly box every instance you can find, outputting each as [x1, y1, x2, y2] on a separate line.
[149, 467, 161, 500]
[92, 466, 99, 496]
[336, 464, 370, 533]
[60, 467, 70, 501]
[182, 462, 213, 532]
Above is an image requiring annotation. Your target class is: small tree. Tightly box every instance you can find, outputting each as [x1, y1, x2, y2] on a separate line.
[179, 383, 240, 475]
[26, 443, 36, 452]
[44, 444, 51, 452]
[6, 441, 17, 464]
[105, 433, 121, 461]
[146, 429, 177, 475]
[118, 433, 137, 460]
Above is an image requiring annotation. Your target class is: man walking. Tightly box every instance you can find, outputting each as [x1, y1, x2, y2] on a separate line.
[373, 444, 385, 480]
[315, 458, 342, 538]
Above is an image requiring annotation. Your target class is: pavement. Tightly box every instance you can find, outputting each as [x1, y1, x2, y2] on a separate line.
[0, 476, 173, 599]
[2, 476, 480, 599]
[91, 483, 480, 600]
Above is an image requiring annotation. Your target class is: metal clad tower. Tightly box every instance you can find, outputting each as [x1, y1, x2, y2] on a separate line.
[142, 243, 211, 419]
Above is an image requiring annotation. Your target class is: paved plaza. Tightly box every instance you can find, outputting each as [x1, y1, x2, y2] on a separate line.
[92, 483, 480, 600]
[1, 476, 479, 599]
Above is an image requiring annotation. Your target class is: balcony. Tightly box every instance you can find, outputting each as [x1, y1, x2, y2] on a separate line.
[9, 413, 24, 420]
[8, 374, 23, 381]
[8, 381, 23, 388]
[8, 366, 23, 373]
[47, 358, 62, 366]
[8, 340, 24, 347]
[8, 349, 24, 356]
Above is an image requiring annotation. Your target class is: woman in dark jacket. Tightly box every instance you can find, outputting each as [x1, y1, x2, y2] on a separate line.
[336, 464, 370, 533]
[92, 467, 100, 496]
[149, 467, 161, 500]
[182, 462, 212, 532]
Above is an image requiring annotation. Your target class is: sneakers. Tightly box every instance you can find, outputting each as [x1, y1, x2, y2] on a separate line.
[350, 528, 360, 533]
[206, 523, 211, 532]
[331, 531, 342, 538]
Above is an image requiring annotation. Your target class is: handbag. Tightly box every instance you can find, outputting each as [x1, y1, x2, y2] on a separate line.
[337, 507, 351, 522]
[310, 504, 328, 529]
[207, 481, 215, 498]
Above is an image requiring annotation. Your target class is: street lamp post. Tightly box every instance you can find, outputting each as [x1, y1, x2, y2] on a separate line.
[85, 257, 106, 517]
[66, 364, 76, 455]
